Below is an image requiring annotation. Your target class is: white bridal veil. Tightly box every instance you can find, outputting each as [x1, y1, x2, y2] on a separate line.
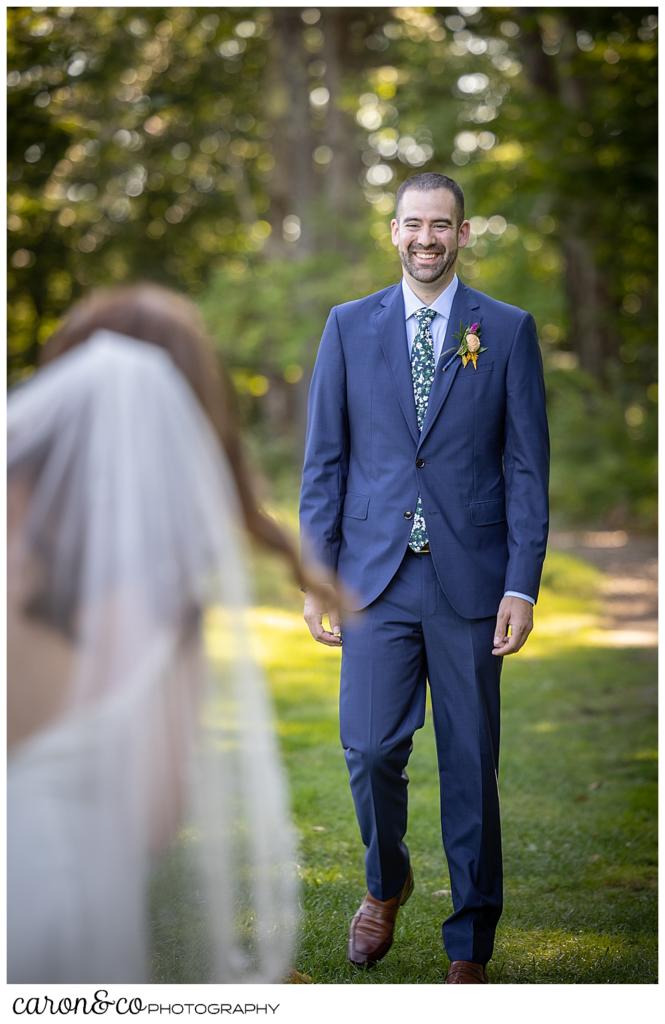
[7, 330, 298, 984]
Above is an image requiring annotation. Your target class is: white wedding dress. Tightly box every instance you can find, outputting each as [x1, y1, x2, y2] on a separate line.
[7, 332, 297, 984]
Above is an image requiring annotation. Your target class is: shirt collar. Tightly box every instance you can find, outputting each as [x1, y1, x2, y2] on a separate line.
[401, 274, 459, 322]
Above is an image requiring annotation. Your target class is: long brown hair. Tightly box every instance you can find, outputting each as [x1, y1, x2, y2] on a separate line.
[41, 282, 304, 583]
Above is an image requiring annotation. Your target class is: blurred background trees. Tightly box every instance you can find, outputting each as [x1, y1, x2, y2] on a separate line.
[7, 6, 657, 528]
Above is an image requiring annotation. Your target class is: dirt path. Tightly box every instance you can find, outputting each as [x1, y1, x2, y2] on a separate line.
[550, 529, 657, 648]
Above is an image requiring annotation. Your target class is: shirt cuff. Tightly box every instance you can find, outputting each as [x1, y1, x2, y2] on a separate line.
[504, 590, 535, 605]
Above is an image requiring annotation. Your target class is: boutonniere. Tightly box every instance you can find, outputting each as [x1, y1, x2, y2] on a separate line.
[453, 321, 486, 369]
[440, 320, 487, 372]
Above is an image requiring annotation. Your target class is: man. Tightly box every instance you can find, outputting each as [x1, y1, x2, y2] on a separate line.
[299, 172, 549, 984]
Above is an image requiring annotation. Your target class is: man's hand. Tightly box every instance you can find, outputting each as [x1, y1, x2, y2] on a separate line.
[492, 595, 533, 656]
[304, 590, 343, 647]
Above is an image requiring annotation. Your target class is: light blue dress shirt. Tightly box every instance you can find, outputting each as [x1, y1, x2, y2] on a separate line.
[401, 276, 535, 607]
[402, 275, 459, 365]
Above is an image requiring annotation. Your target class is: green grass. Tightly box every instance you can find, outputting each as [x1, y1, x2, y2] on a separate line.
[248, 544, 657, 984]
[152, 540, 656, 984]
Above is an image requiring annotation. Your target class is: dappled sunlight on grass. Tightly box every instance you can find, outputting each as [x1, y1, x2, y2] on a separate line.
[278, 719, 334, 737]
[587, 864, 657, 892]
[205, 550, 631, 677]
[499, 928, 631, 959]
[530, 720, 559, 734]
[490, 927, 645, 982]
[297, 865, 346, 886]
[205, 549, 612, 669]
[585, 626, 658, 648]
[528, 611, 597, 637]
[252, 607, 305, 633]
[633, 748, 657, 761]
[204, 604, 341, 703]
[539, 550, 603, 602]
[196, 544, 656, 982]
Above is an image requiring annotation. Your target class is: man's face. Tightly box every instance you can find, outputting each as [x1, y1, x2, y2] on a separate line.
[390, 188, 469, 286]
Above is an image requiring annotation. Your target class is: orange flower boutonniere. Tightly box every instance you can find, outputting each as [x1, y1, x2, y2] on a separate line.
[454, 321, 487, 369]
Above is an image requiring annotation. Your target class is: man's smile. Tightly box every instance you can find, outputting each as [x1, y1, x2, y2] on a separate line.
[411, 250, 443, 262]
[404, 246, 453, 282]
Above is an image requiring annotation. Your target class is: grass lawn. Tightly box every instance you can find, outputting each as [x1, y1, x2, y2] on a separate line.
[243, 542, 657, 985]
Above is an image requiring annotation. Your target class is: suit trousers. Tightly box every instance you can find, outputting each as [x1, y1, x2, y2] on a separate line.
[340, 548, 503, 965]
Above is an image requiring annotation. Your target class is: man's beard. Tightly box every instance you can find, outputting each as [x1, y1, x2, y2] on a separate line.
[400, 244, 457, 283]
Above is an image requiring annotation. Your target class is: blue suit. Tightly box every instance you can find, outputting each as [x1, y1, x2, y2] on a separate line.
[300, 279, 549, 964]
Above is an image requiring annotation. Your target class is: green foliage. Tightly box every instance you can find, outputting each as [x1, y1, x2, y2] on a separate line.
[381, 6, 657, 378]
[547, 367, 657, 529]
[7, 6, 657, 527]
[7, 6, 274, 373]
[200, 244, 391, 380]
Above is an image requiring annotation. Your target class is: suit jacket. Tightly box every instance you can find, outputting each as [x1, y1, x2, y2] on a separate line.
[299, 279, 550, 618]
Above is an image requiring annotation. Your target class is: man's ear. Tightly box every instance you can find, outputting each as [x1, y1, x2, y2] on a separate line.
[457, 219, 471, 248]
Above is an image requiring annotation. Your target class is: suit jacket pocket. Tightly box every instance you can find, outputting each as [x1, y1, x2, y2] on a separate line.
[469, 497, 506, 525]
[342, 492, 369, 520]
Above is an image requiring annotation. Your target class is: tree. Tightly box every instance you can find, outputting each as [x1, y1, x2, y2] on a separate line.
[7, 6, 657, 526]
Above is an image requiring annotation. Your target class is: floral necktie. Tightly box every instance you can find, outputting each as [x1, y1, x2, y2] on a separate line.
[409, 307, 436, 552]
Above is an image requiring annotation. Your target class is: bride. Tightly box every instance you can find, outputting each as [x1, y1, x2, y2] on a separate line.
[7, 283, 335, 984]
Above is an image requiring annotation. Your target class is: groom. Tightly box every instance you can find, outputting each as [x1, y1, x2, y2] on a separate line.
[299, 172, 549, 983]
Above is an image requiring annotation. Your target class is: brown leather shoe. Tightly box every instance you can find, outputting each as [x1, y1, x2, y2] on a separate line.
[445, 960, 489, 984]
[347, 868, 414, 967]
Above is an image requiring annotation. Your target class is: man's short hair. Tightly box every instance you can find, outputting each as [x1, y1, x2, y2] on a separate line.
[395, 172, 465, 226]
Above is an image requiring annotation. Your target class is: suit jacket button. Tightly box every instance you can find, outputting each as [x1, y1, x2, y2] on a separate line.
[403, 510, 413, 520]
[415, 458, 425, 468]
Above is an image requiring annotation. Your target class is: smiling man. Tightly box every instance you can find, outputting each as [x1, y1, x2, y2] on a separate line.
[299, 172, 549, 983]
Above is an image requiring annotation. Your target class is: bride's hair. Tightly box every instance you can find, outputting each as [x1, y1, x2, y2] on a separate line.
[41, 282, 302, 577]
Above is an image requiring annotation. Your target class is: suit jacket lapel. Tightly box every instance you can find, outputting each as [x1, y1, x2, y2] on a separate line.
[418, 281, 480, 449]
[376, 284, 420, 444]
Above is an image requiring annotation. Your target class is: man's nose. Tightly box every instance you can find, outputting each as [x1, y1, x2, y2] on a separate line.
[417, 225, 435, 246]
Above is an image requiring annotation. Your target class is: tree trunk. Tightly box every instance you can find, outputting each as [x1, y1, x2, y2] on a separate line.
[264, 9, 317, 258]
[321, 9, 365, 238]
[517, 9, 621, 379]
[262, 10, 371, 448]
[561, 232, 619, 375]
